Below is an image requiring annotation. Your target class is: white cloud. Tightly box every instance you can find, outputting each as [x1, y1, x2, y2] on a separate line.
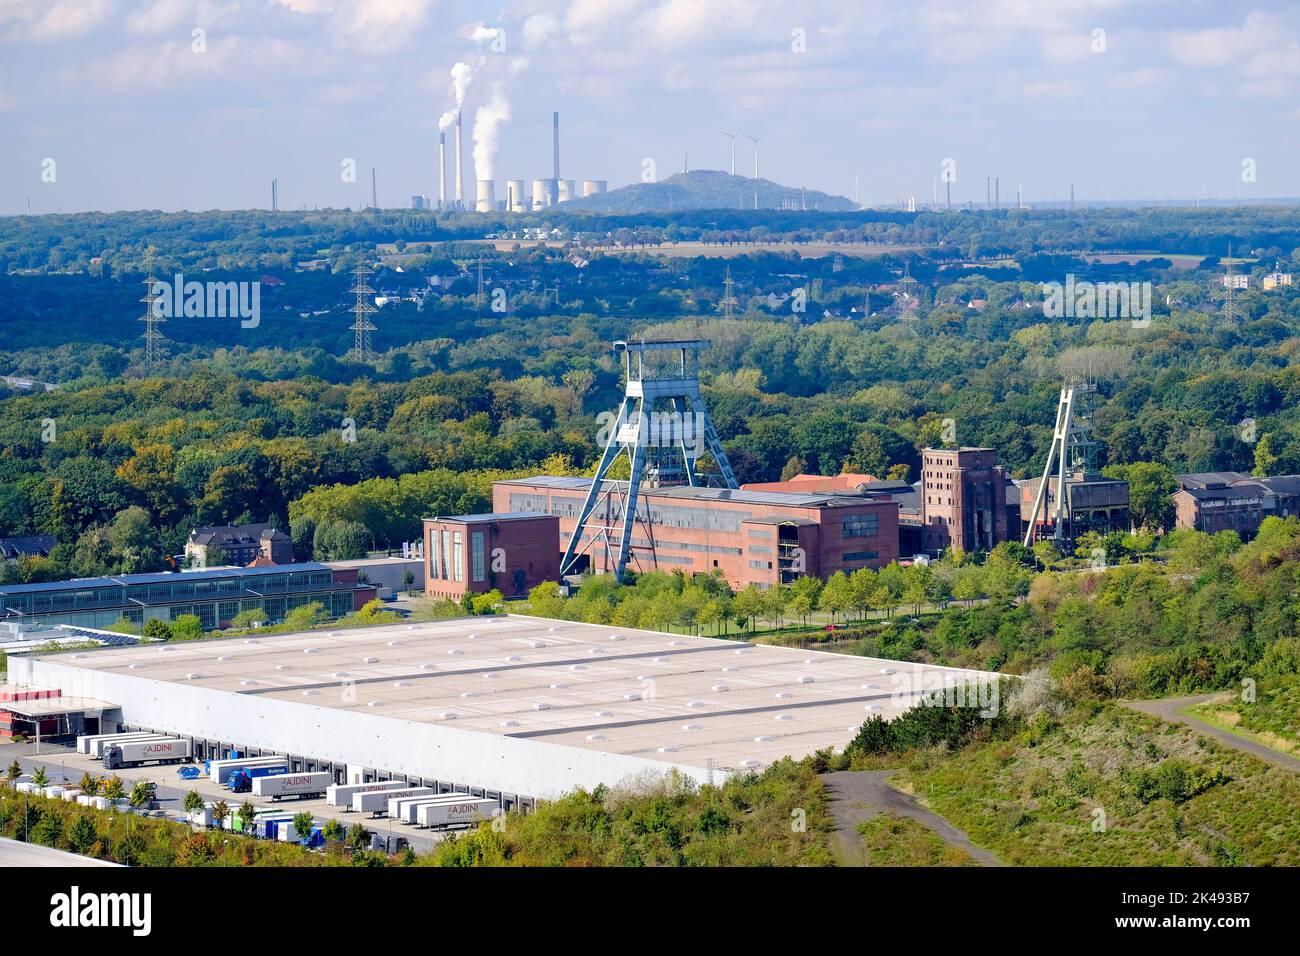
[0, 0, 115, 41]
[521, 13, 558, 51]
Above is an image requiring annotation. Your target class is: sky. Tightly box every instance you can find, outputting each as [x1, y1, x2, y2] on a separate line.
[2, 0, 1300, 215]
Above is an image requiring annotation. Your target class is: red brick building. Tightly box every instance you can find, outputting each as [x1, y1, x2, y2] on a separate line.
[493, 476, 899, 589]
[423, 513, 560, 601]
[920, 448, 1018, 554]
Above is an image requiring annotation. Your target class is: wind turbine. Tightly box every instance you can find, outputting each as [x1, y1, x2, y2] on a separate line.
[720, 128, 741, 176]
[743, 129, 766, 179]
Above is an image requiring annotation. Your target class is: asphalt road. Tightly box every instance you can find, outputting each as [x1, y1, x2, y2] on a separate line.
[0, 740, 452, 854]
[1122, 694, 1300, 772]
[820, 769, 1000, 866]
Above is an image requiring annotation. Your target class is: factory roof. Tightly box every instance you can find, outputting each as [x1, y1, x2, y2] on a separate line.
[500, 476, 893, 510]
[0, 563, 335, 595]
[428, 512, 555, 524]
[33, 616, 996, 774]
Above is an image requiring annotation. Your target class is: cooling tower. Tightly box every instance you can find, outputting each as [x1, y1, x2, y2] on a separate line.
[582, 180, 608, 197]
[476, 179, 496, 213]
[506, 180, 526, 213]
[531, 178, 551, 210]
[557, 179, 576, 203]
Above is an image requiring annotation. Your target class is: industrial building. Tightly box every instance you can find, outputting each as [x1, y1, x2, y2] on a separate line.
[422, 513, 559, 601]
[1018, 473, 1130, 541]
[920, 448, 1020, 553]
[494, 477, 900, 588]
[9, 616, 996, 801]
[1173, 472, 1300, 536]
[0, 563, 375, 630]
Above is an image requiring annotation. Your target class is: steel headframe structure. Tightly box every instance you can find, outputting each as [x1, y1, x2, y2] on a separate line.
[559, 339, 738, 583]
[1022, 378, 1098, 547]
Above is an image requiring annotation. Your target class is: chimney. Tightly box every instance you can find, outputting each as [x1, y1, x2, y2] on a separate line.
[438, 132, 447, 209]
[455, 110, 464, 208]
[551, 111, 560, 206]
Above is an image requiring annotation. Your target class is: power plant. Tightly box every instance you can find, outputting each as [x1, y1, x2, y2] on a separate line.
[439, 107, 604, 213]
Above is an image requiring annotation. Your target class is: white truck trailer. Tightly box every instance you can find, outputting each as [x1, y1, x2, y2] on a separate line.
[103, 737, 192, 769]
[326, 779, 410, 808]
[208, 755, 287, 784]
[353, 786, 437, 816]
[416, 796, 499, 829]
[78, 731, 164, 755]
[252, 772, 332, 801]
[388, 793, 463, 823]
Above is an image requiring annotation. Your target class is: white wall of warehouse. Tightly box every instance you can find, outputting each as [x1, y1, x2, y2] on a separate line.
[12, 656, 727, 799]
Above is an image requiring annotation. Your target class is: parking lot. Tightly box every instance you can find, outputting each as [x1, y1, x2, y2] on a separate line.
[0, 739, 455, 854]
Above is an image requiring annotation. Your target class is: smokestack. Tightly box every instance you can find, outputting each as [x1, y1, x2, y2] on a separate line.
[476, 179, 495, 213]
[371, 167, 377, 211]
[438, 132, 447, 209]
[455, 110, 464, 208]
[552, 111, 560, 206]
[271, 178, 277, 212]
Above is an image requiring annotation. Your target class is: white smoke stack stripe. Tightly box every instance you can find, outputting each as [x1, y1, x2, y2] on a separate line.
[438, 132, 447, 208]
[455, 111, 464, 207]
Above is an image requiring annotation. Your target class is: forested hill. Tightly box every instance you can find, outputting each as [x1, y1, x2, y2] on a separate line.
[564, 170, 857, 213]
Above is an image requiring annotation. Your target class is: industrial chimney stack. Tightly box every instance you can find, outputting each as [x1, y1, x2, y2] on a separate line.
[455, 110, 464, 210]
[551, 111, 561, 206]
[438, 131, 447, 210]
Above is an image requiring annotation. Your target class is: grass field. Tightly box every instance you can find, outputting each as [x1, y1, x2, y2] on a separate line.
[855, 812, 976, 866]
[896, 704, 1300, 866]
[1188, 676, 1300, 756]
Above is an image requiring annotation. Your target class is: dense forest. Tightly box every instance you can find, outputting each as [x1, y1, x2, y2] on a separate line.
[3, 205, 1300, 585]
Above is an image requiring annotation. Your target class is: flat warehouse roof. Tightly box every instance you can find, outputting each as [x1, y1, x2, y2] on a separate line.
[33, 617, 996, 775]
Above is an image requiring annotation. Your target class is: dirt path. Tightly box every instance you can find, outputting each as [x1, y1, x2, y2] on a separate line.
[1122, 695, 1300, 772]
[820, 770, 1000, 867]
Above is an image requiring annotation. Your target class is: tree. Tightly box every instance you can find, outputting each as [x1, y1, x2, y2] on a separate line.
[143, 618, 172, 641]
[6, 760, 21, 788]
[788, 593, 813, 627]
[78, 771, 99, 796]
[322, 819, 345, 843]
[1103, 462, 1176, 532]
[238, 800, 256, 833]
[31, 766, 48, 788]
[102, 776, 125, 801]
[293, 811, 314, 842]
[212, 799, 230, 831]
[819, 572, 853, 622]
[346, 822, 371, 851]
[230, 607, 268, 629]
[68, 815, 97, 855]
[105, 506, 162, 574]
[169, 614, 202, 641]
[183, 790, 204, 816]
[129, 780, 154, 808]
[732, 586, 764, 632]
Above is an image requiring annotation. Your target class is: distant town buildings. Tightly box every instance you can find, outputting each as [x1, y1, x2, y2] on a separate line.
[0, 536, 57, 562]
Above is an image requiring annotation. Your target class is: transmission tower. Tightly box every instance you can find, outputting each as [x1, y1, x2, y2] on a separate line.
[347, 265, 378, 361]
[1221, 244, 1244, 324]
[139, 270, 166, 366]
[718, 266, 739, 319]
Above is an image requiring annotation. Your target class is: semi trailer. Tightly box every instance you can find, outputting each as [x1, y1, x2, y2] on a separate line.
[416, 797, 498, 830]
[78, 732, 165, 756]
[88, 734, 177, 759]
[207, 756, 287, 784]
[326, 779, 410, 808]
[252, 772, 332, 801]
[226, 765, 290, 793]
[103, 738, 192, 770]
[352, 786, 437, 815]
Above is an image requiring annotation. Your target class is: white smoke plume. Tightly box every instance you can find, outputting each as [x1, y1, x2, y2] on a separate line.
[438, 110, 456, 131]
[450, 60, 475, 107]
[473, 84, 511, 181]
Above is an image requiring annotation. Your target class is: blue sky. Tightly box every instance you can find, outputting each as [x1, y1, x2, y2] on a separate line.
[3, 0, 1299, 214]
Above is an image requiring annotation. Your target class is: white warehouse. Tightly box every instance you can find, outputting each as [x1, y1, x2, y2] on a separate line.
[9, 616, 997, 802]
